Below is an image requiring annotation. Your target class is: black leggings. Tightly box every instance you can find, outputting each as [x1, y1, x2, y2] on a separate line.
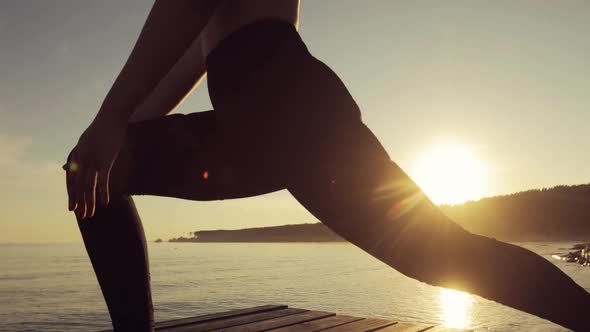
[114, 20, 376, 202]
[76, 21, 590, 331]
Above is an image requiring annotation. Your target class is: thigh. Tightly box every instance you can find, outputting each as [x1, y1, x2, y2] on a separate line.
[112, 111, 286, 201]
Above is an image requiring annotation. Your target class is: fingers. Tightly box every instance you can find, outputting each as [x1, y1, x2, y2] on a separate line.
[96, 160, 113, 208]
[83, 169, 98, 218]
[98, 150, 120, 208]
[70, 161, 98, 219]
[66, 162, 77, 212]
[65, 150, 118, 219]
[65, 153, 81, 213]
[73, 162, 86, 219]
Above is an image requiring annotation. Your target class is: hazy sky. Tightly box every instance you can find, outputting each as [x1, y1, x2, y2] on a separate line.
[1, 1, 589, 242]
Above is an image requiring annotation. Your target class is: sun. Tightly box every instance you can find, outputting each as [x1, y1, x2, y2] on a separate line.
[410, 143, 489, 205]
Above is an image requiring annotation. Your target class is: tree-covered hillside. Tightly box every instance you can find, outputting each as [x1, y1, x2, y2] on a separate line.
[441, 184, 590, 241]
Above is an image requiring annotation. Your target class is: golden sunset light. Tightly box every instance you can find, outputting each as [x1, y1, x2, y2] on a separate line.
[3, 2, 590, 331]
[439, 288, 473, 329]
[411, 143, 490, 205]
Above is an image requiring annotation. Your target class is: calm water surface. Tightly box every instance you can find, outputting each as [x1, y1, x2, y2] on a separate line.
[0, 242, 588, 331]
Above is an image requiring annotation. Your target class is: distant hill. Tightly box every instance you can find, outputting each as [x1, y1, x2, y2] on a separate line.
[441, 184, 590, 241]
[170, 223, 344, 243]
[169, 184, 590, 243]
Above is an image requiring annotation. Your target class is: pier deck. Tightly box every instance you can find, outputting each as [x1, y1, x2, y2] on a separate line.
[101, 304, 472, 331]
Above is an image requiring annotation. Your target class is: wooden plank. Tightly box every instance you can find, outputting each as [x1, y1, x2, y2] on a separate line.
[321, 318, 397, 332]
[165, 308, 306, 332]
[423, 327, 473, 332]
[214, 310, 335, 331]
[98, 305, 288, 332]
[157, 305, 288, 330]
[373, 322, 434, 332]
[269, 315, 365, 332]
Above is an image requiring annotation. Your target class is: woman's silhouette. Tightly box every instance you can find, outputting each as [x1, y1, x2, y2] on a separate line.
[65, 1, 590, 331]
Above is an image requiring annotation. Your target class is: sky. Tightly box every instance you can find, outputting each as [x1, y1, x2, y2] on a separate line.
[1, 1, 589, 243]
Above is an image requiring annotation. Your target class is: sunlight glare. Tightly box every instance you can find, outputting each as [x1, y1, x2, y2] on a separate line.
[439, 288, 473, 329]
[411, 143, 489, 204]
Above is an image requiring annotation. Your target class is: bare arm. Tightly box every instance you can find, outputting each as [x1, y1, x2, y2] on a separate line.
[129, 36, 207, 123]
[95, 0, 217, 125]
[66, 1, 218, 219]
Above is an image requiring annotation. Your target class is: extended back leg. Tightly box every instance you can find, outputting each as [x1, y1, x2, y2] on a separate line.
[287, 119, 590, 331]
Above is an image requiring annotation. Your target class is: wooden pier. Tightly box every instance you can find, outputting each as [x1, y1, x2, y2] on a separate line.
[101, 304, 472, 331]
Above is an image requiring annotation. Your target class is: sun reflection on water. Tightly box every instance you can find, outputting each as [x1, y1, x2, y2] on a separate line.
[439, 288, 473, 329]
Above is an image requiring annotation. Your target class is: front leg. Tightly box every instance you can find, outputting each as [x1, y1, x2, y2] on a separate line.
[76, 197, 154, 332]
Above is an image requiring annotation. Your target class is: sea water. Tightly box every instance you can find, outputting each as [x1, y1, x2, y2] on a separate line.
[0, 242, 588, 332]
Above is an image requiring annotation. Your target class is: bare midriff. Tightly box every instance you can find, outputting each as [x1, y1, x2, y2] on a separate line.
[200, 0, 300, 59]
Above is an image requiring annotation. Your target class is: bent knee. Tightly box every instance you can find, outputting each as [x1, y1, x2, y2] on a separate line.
[108, 139, 134, 198]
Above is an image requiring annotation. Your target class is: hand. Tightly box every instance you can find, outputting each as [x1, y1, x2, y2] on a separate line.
[64, 119, 126, 219]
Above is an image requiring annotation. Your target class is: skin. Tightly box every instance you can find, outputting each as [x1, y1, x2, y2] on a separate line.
[66, 1, 590, 330]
